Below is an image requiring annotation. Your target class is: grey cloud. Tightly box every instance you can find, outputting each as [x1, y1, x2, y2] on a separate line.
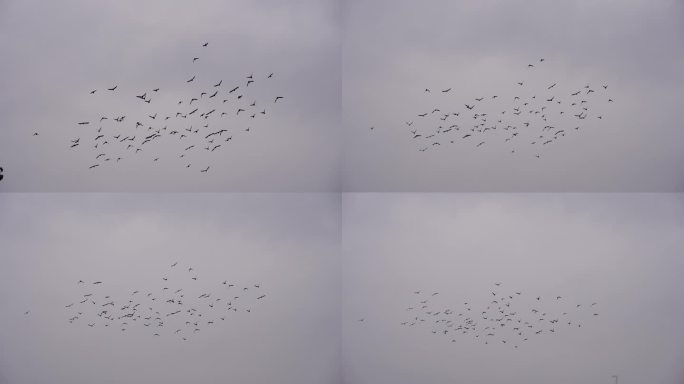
[0, 193, 341, 384]
[341, 193, 684, 384]
[342, 0, 684, 191]
[0, 0, 340, 191]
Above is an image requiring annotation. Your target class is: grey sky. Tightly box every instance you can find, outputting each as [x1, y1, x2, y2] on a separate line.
[1, 0, 683, 192]
[0, 193, 682, 384]
[0, 194, 341, 384]
[1, 0, 683, 381]
[342, 194, 684, 383]
[342, 0, 684, 191]
[0, 0, 340, 191]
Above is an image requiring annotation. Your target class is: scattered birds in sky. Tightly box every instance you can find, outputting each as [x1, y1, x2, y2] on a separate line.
[399, 282, 599, 350]
[367, 58, 615, 159]
[59, 262, 266, 341]
[70, 41, 286, 173]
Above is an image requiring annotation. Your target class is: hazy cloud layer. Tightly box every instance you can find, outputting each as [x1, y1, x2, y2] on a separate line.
[1, 0, 682, 191]
[342, 0, 684, 191]
[0, 194, 341, 384]
[0, 0, 340, 191]
[342, 194, 684, 383]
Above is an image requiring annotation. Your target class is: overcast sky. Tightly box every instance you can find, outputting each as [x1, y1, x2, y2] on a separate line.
[0, 193, 682, 384]
[0, 194, 341, 384]
[342, 194, 684, 384]
[342, 0, 684, 191]
[1, 0, 682, 192]
[0, 0, 340, 191]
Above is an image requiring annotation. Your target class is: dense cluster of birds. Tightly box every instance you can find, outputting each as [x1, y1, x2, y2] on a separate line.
[50, 262, 267, 341]
[399, 282, 599, 349]
[66, 41, 285, 172]
[370, 58, 615, 158]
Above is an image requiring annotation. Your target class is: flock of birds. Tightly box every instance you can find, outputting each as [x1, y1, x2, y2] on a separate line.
[370, 58, 615, 158]
[31, 53, 614, 169]
[64, 41, 285, 172]
[21, 271, 600, 349]
[28, 262, 267, 341]
[397, 282, 599, 349]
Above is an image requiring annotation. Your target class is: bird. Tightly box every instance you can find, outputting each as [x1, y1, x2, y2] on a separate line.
[68, 43, 289, 175]
[202, 42, 208, 47]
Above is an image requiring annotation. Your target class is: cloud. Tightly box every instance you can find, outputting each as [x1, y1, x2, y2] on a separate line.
[342, 193, 684, 384]
[0, 193, 341, 384]
[0, 0, 341, 191]
[342, 0, 684, 191]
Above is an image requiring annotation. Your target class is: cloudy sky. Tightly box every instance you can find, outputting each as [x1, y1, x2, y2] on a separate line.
[1, 0, 682, 192]
[0, 194, 341, 384]
[0, 193, 682, 384]
[342, 194, 684, 384]
[342, 0, 684, 191]
[0, 0, 340, 191]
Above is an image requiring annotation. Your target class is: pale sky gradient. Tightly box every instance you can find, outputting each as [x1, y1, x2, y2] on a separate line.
[0, 0, 340, 191]
[1, 0, 682, 191]
[0, 194, 341, 384]
[342, 194, 684, 383]
[342, 0, 684, 191]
